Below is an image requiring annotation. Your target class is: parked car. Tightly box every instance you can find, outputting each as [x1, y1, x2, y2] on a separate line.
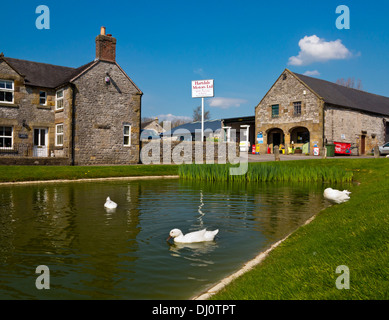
[378, 142, 389, 155]
[140, 129, 161, 141]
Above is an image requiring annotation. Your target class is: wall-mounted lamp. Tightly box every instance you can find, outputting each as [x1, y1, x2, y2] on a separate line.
[105, 72, 111, 84]
[22, 120, 31, 131]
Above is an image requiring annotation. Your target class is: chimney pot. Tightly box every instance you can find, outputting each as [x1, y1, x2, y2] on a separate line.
[96, 28, 117, 62]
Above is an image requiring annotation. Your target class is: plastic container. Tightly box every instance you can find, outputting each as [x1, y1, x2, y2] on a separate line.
[326, 144, 335, 157]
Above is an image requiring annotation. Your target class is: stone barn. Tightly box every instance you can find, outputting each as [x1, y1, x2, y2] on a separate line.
[255, 69, 389, 155]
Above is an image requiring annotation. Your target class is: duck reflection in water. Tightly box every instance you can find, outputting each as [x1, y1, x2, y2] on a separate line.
[167, 240, 218, 256]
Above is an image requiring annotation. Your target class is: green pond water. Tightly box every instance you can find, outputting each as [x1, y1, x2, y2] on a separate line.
[0, 179, 333, 299]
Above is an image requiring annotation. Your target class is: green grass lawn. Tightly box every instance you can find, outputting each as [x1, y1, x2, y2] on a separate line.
[210, 158, 389, 300]
[0, 164, 179, 182]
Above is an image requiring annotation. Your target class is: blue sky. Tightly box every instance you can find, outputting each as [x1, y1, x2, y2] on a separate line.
[2, 0, 389, 122]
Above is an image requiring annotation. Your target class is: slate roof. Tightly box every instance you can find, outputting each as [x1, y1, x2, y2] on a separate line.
[162, 119, 222, 136]
[141, 119, 157, 129]
[140, 129, 161, 139]
[222, 115, 255, 124]
[4, 57, 96, 89]
[292, 71, 389, 117]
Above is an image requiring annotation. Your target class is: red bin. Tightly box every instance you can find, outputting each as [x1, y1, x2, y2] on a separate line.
[334, 142, 351, 155]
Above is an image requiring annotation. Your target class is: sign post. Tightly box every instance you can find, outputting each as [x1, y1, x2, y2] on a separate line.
[240, 125, 250, 152]
[192, 79, 214, 141]
[201, 97, 204, 141]
[222, 126, 231, 142]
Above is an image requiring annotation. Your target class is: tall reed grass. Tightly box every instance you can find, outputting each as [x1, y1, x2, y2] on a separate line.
[178, 163, 353, 183]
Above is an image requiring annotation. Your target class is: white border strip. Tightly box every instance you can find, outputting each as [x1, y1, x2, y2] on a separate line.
[0, 175, 180, 186]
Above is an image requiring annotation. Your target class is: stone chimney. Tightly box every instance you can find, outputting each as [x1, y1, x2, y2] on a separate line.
[95, 26, 117, 62]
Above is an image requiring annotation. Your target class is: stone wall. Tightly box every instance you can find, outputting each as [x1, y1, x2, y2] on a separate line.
[72, 61, 141, 165]
[255, 70, 323, 154]
[324, 105, 389, 154]
[140, 141, 240, 164]
[0, 157, 70, 166]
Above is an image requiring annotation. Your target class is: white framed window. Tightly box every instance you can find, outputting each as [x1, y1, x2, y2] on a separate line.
[294, 101, 302, 116]
[56, 89, 64, 110]
[56, 124, 64, 146]
[0, 80, 14, 104]
[39, 91, 47, 105]
[123, 125, 131, 146]
[0, 126, 13, 149]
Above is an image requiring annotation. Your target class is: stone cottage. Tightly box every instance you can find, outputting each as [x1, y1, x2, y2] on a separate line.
[0, 27, 142, 165]
[255, 69, 389, 155]
[141, 118, 165, 141]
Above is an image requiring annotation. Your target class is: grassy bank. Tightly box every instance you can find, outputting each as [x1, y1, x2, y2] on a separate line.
[1, 161, 353, 184]
[210, 158, 389, 300]
[0, 164, 179, 182]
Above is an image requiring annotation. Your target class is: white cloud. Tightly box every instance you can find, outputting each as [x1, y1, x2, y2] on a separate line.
[208, 97, 247, 109]
[288, 35, 352, 66]
[303, 70, 321, 76]
[157, 113, 192, 122]
[193, 68, 206, 77]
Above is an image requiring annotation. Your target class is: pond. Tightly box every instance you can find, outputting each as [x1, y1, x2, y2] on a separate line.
[0, 178, 333, 299]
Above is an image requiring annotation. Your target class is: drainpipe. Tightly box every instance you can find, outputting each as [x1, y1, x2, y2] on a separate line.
[70, 83, 76, 166]
[322, 100, 326, 148]
[138, 92, 143, 164]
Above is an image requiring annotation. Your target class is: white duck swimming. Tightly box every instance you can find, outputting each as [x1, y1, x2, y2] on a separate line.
[323, 188, 351, 204]
[104, 196, 118, 209]
[167, 228, 219, 243]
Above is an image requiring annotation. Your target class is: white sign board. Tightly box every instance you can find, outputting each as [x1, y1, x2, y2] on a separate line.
[192, 79, 214, 98]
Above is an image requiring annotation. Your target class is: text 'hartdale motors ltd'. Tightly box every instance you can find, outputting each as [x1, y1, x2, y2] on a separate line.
[152, 304, 236, 317]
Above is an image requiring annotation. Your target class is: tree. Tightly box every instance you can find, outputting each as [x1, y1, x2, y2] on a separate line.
[164, 118, 191, 129]
[336, 77, 363, 90]
[141, 117, 154, 124]
[193, 105, 211, 122]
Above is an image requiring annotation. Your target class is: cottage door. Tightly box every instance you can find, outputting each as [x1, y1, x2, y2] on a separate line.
[361, 135, 366, 155]
[33, 128, 48, 157]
